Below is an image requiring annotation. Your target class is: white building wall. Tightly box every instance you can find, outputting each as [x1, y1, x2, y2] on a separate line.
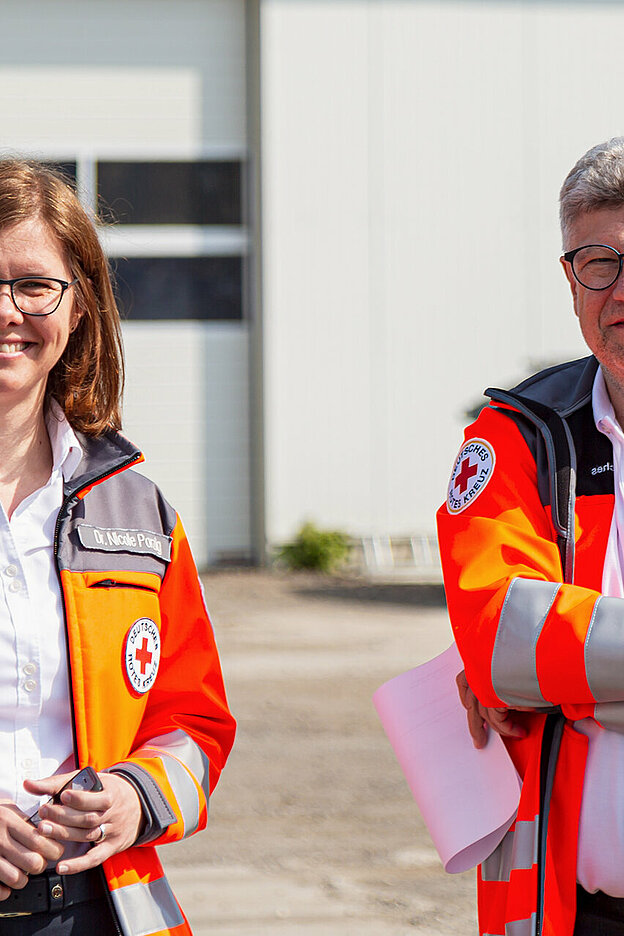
[260, 0, 623, 545]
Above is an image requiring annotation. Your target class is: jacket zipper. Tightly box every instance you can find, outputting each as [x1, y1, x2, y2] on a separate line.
[535, 714, 565, 936]
[54, 451, 142, 759]
[54, 451, 142, 936]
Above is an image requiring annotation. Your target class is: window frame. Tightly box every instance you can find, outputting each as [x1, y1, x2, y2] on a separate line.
[49, 151, 250, 322]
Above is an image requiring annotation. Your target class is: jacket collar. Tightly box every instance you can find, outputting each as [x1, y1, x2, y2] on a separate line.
[63, 430, 143, 499]
[506, 355, 598, 417]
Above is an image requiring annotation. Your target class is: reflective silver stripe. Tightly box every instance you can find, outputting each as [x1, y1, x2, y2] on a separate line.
[161, 754, 200, 836]
[492, 578, 559, 706]
[585, 596, 624, 702]
[484, 917, 536, 936]
[594, 701, 624, 733]
[111, 875, 185, 936]
[147, 729, 211, 803]
[506, 914, 536, 936]
[481, 826, 514, 882]
[137, 729, 210, 835]
[481, 817, 537, 882]
[511, 818, 538, 871]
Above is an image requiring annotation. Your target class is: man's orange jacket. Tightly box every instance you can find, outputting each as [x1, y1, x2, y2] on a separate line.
[437, 355, 624, 936]
[54, 429, 236, 936]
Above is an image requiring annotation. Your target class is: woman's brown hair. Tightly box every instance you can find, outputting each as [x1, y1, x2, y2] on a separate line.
[0, 160, 124, 435]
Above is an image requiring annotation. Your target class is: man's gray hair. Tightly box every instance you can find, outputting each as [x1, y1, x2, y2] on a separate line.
[560, 137, 624, 248]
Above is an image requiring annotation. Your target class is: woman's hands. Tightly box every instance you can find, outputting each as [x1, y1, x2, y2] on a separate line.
[23, 770, 143, 874]
[0, 801, 65, 899]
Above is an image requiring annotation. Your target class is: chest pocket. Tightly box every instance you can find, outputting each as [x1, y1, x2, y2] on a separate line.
[82, 567, 162, 614]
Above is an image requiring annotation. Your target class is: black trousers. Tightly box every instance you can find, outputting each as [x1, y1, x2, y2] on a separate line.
[574, 885, 624, 936]
[0, 898, 118, 934]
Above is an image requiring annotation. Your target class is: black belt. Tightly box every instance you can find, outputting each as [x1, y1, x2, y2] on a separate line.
[0, 868, 106, 917]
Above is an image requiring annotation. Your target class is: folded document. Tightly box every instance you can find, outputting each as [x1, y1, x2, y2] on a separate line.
[373, 643, 521, 873]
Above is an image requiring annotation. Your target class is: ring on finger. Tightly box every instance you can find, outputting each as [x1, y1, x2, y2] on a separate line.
[95, 824, 106, 843]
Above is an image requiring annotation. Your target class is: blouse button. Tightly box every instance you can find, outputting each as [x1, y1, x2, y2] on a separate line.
[22, 663, 36, 676]
[4, 565, 17, 577]
[23, 679, 37, 693]
[8, 580, 21, 593]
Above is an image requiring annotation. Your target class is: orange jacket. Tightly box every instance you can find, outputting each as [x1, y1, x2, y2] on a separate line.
[437, 355, 623, 936]
[54, 429, 236, 936]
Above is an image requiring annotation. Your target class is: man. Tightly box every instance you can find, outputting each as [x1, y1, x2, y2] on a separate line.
[437, 137, 624, 936]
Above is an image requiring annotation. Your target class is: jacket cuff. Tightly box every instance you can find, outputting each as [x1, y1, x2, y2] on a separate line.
[106, 763, 177, 845]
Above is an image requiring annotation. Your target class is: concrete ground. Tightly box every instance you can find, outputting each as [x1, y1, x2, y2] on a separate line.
[160, 570, 477, 935]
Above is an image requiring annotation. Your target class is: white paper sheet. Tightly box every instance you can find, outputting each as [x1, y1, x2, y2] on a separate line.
[373, 643, 521, 873]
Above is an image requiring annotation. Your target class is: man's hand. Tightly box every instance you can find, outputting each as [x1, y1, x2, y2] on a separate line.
[0, 801, 65, 899]
[23, 771, 143, 875]
[456, 670, 528, 749]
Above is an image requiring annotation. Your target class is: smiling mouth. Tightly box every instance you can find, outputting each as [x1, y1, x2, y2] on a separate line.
[0, 342, 29, 353]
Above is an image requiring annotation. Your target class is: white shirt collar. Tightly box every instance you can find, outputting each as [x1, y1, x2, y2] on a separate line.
[593, 367, 623, 438]
[45, 400, 83, 482]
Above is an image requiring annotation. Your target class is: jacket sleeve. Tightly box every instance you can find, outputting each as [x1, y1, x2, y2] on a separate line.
[108, 514, 236, 846]
[437, 404, 624, 729]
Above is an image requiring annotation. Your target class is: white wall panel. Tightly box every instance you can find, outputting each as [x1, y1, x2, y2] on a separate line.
[0, 0, 246, 155]
[122, 323, 251, 567]
[260, 0, 604, 544]
[262, 3, 376, 540]
[0, 68, 203, 156]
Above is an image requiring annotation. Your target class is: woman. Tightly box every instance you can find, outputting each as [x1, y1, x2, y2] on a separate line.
[0, 160, 236, 934]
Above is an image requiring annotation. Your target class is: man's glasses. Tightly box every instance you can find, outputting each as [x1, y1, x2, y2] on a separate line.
[563, 245, 624, 291]
[0, 277, 78, 316]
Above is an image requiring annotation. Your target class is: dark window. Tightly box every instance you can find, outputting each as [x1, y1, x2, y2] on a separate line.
[98, 161, 241, 225]
[112, 256, 243, 321]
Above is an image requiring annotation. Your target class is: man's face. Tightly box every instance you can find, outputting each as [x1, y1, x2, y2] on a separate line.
[562, 205, 624, 390]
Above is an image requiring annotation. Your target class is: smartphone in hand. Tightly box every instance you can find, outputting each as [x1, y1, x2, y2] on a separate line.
[27, 766, 103, 826]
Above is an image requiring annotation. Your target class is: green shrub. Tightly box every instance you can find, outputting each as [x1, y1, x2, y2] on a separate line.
[278, 522, 350, 572]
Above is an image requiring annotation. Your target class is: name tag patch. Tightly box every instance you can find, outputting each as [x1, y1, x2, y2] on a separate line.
[125, 618, 161, 694]
[77, 524, 172, 561]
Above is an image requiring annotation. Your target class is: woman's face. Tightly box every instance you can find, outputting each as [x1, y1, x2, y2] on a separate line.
[0, 216, 81, 409]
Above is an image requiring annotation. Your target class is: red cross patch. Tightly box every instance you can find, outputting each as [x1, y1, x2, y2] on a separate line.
[447, 438, 495, 514]
[124, 618, 160, 694]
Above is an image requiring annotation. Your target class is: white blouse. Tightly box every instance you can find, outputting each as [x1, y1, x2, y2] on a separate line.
[0, 401, 81, 813]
